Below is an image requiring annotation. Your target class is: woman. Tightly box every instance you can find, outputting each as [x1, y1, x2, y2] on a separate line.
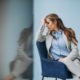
[36, 13, 80, 80]
[5, 26, 33, 80]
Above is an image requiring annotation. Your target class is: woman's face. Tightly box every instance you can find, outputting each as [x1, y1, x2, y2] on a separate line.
[45, 18, 57, 31]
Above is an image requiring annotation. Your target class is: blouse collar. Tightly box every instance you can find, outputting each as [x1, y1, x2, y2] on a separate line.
[52, 29, 63, 35]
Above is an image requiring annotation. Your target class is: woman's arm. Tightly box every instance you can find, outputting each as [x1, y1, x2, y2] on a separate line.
[36, 24, 48, 42]
[67, 42, 79, 61]
[59, 42, 79, 62]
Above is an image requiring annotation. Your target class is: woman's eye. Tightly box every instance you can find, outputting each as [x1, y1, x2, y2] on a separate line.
[47, 22, 49, 24]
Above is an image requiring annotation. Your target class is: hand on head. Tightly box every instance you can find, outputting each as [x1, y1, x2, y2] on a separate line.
[41, 18, 46, 26]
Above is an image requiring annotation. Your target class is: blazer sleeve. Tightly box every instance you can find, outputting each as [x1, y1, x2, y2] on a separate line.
[10, 47, 32, 78]
[36, 25, 48, 42]
[67, 42, 79, 61]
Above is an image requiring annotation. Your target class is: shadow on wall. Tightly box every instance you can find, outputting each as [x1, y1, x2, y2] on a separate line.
[9, 25, 33, 80]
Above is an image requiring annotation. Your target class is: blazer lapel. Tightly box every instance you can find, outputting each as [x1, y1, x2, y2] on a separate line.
[46, 33, 53, 53]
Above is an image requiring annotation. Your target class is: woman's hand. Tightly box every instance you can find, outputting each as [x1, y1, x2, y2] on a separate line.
[41, 19, 46, 26]
[58, 57, 67, 62]
[4, 75, 13, 80]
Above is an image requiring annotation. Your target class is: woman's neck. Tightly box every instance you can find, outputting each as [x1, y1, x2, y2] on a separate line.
[53, 27, 59, 32]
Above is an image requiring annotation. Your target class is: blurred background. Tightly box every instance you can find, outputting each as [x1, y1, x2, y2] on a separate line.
[0, 0, 33, 80]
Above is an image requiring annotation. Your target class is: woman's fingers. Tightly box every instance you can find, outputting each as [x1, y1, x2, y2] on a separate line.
[58, 57, 67, 62]
[41, 18, 47, 26]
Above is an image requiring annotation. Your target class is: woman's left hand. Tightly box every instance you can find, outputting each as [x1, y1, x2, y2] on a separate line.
[58, 57, 67, 62]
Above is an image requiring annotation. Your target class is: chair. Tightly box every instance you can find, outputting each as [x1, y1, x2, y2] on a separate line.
[36, 41, 73, 80]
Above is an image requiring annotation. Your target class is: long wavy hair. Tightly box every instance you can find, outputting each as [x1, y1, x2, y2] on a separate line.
[44, 13, 78, 46]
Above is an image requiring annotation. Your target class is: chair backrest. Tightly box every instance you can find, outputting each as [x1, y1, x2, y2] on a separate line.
[36, 41, 47, 59]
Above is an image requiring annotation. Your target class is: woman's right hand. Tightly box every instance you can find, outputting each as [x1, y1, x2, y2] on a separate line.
[41, 19, 45, 26]
[4, 75, 14, 80]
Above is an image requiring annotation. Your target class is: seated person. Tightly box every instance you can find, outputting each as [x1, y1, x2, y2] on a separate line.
[36, 13, 80, 80]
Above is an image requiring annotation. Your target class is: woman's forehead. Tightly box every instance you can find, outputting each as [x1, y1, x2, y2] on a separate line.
[46, 18, 50, 22]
